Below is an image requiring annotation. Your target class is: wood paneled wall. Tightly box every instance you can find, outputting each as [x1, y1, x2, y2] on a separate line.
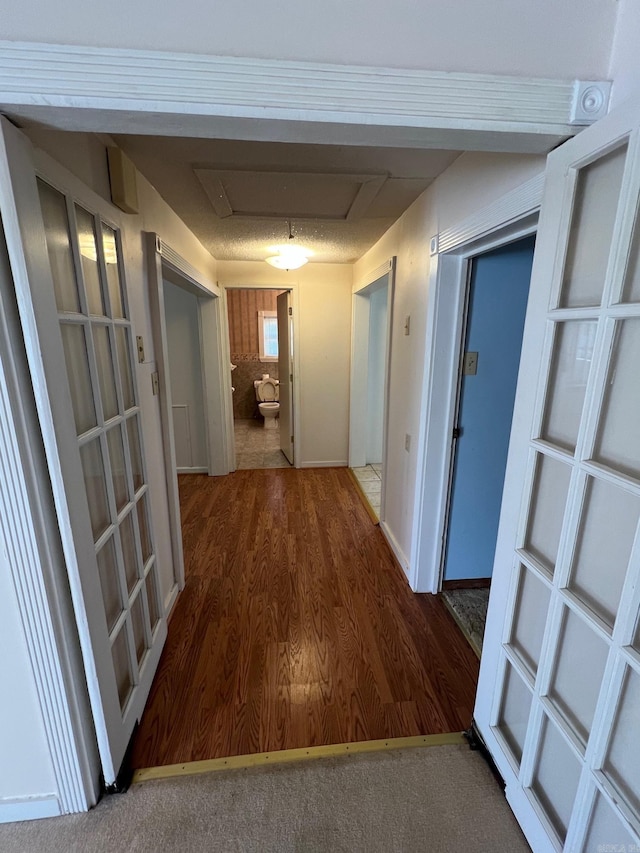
[227, 289, 283, 355]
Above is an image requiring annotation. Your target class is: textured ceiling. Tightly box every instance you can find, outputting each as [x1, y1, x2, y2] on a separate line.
[113, 135, 462, 264]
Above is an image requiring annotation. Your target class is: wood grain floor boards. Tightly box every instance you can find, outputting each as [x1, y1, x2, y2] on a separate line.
[131, 468, 479, 768]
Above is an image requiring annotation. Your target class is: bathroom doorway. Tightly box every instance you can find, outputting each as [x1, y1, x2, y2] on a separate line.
[226, 287, 294, 469]
[348, 258, 395, 522]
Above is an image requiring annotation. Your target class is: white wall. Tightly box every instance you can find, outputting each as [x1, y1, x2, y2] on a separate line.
[0, 551, 58, 820]
[163, 281, 208, 471]
[2, 0, 616, 79]
[218, 261, 353, 467]
[354, 152, 545, 575]
[24, 128, 218, 612]
[366, 283, 388, 464]
[608, 0, 640, 109]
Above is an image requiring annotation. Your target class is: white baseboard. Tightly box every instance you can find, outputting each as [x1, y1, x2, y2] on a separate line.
[0, 796, 60, 824]
[163, 582, 179, 619]
[300, 460, 348, 468]
[380, 520, 411, 581]
[176, 466, 208, 474]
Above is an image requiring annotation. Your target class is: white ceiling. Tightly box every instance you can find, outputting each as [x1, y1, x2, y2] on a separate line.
[114, 135, 462, 263]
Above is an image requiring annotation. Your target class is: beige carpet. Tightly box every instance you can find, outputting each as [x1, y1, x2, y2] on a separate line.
[0, 745, 530, 852]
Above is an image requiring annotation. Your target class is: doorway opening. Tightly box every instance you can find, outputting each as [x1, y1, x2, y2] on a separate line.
[348, 259, 395, 522]
[226, 287, 294, 470]
[440, 235, 535, 656]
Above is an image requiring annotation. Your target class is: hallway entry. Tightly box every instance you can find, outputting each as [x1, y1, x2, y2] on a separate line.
[443, 235, 535, 585]
[131, 469, 478, 767]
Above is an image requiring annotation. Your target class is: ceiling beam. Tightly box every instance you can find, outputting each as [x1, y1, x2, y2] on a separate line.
[0, 41, 611, 154]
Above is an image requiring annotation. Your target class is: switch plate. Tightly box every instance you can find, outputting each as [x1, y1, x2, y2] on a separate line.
[463, 351, 478, 376]
[405, 434, 411, 452]
[136, 335, 145, 363]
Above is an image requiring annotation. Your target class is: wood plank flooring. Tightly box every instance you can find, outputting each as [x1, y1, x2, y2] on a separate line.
[131, 468, 479, 768]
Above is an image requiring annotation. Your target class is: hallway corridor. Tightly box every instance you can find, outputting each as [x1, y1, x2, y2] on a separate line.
[131, 469, 479, 769]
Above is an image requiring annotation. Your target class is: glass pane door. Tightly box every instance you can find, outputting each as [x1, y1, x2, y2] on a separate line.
[475, 106, 640, 853]
[37, 180, 165, 727]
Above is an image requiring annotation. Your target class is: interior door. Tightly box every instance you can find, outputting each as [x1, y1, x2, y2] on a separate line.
[277, 290, 294, 464]
[475, 99, 640, 851]
[0, 118, 167, 785]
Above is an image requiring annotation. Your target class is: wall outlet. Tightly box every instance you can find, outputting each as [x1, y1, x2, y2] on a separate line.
[405, 434, 411, 452]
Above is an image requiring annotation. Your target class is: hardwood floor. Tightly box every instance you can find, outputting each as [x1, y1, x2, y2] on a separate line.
[131, 468, 479, 768]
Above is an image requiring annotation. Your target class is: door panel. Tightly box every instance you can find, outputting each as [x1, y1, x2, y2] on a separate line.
[475, 98, 640, 851]
[277, 290, 294, 464]
[443, 237, 533, 581]
[0, 118, 166, 785]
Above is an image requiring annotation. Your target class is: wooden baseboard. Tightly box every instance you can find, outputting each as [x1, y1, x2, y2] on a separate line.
[132, 732, 466, 784]
[442, 578, 491, 590]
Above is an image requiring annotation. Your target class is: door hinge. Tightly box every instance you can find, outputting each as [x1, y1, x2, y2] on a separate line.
[288, 306, 293, 316]
[290, 372, 293, 383]
[453, 427, 462, 440]
[291, 435, 294, 444]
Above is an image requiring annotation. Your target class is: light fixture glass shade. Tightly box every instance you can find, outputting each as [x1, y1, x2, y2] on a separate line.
[265, 244, 309, 270]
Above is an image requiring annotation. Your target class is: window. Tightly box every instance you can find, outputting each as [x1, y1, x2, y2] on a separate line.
[258, 310, 278, 361]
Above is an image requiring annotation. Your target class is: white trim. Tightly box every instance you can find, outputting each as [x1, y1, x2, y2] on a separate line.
[437, 173, 544, 253]
[0, 796, 61, 824]
[380, 520, 410, 580]
[0, 41, 608, 153]
[157, 238, 220, 298]
[147, 233, 229, 605]
[0, 223, 96, 814]
[0, 42, 599, 139]
[300, 460, 348, 468]
[409, 175, 543, 592]
[354, 258, 393, 293]
[163, 582, 179, 620]
[176, 466, 209, 474]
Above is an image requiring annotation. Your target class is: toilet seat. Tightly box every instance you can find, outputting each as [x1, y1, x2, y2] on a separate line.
[255, 377, 279, 401]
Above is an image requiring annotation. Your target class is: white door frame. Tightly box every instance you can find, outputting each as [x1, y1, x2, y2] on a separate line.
[146, 233, 229, 595]
[409, 175, 544, 592]
[349, 257, 396, 522]
[220, 282, 301, 470]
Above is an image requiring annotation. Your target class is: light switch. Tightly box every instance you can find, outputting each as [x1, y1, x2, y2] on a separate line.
[463, 351, 478, 376]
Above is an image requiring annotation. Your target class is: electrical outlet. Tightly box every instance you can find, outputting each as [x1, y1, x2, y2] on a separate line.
[405, 434, 411, 452]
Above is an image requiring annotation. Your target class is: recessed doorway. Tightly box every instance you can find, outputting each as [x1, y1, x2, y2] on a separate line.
[226, 287, 293, 470]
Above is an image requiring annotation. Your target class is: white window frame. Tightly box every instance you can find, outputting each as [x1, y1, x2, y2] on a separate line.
[258, 309, 278, 361]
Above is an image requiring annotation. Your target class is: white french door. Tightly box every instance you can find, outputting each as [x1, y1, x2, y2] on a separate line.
[0, 119, 166, 785]
[476, 98, 640, 850]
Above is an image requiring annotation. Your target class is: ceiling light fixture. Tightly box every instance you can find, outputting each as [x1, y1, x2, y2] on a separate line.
[265, 220, 310, 270]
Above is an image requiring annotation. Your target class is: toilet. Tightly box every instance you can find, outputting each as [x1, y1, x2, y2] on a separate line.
[254, 374, 280, 428]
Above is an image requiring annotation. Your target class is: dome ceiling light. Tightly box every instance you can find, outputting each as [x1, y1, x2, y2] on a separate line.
[265, 220, 310, 270]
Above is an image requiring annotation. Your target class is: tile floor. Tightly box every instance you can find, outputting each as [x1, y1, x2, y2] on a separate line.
[441, 588, 490, 658]
[351, 463, 382, 519]
[234, 418, 291, 469]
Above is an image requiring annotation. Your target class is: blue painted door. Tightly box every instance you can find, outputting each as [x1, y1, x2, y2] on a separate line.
[443, 236, 535, 582]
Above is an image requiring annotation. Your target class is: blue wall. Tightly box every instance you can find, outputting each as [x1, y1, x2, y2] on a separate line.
[443, 235, 535, 581]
